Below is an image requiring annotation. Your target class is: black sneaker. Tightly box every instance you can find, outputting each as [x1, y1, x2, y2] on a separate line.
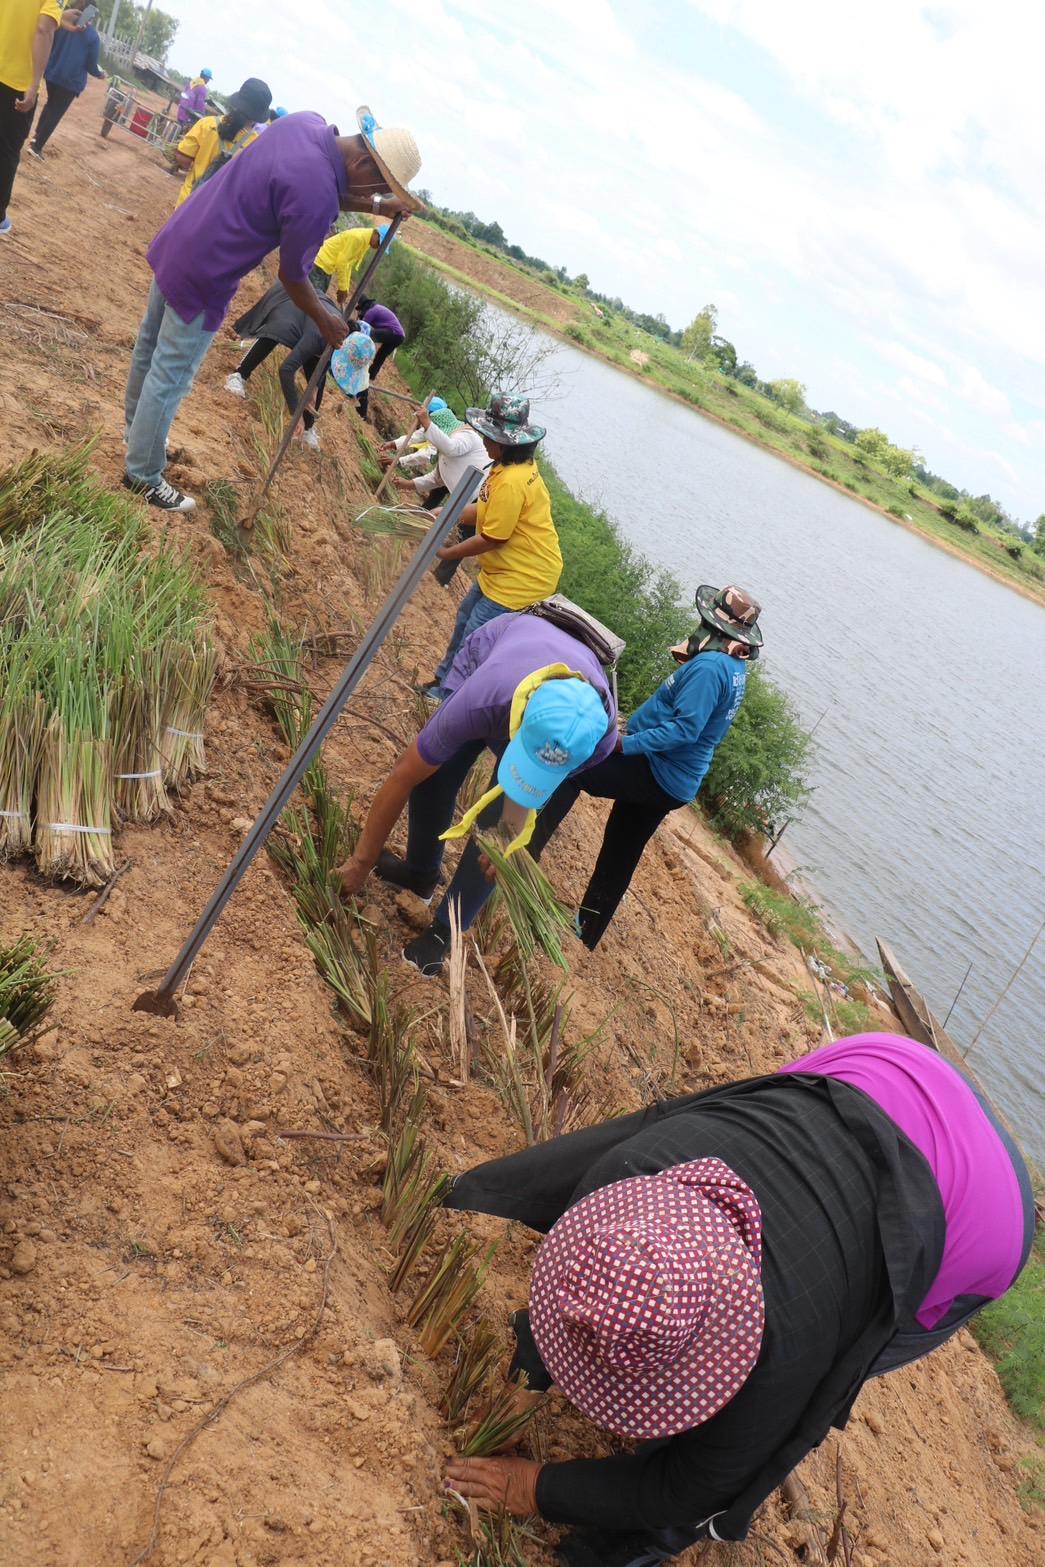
[123, 473, 196, 512]
[375, 849, 438, 902]
[403, 925, 449, 977]
[415, 681, 443, 702]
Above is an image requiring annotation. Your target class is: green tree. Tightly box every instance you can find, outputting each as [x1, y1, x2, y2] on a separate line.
[703, 666, 813, 840]
[767, 378, 807, 415]
[1034, 516, 1045, 557]
[574, 273, 590, 293]
[710, 335, 737, 375]
[682, 304, 717, 362]
[98, 0, 179, 60]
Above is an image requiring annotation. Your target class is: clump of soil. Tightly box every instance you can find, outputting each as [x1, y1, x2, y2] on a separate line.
[0, 81, 1040, 1567]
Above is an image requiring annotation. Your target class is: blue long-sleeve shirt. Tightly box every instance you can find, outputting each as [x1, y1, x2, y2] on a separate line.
[44, 25, 104, 96]
[621, 651, 746, 800]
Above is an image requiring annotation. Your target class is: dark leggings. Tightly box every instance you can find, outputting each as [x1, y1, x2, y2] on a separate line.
[32, 82, 77, 152]
[356, 328, 403, 417]
[402, 745, 505, 931]
[0, 84, 33, 221]
[528, 751, 686, 949]
[238, 339, 324, 428]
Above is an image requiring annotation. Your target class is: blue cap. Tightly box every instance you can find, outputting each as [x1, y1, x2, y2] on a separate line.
[274, 106, 288, 117]
[200, 68, 213, 79]
[497, 679, 609, 808]
[428, 397, 448, 413]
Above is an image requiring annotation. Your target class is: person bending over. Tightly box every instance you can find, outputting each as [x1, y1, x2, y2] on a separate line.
[122, 104, 421, 513]
[350, 295, 404, 419]
[224, 279, 343, 449]
[337, 613, 616, 976]
[528, 584, 761, 949]
[444, 1032, 1034, 1567]
[419, 395, 562, 699]
[311, 222, 391, 305]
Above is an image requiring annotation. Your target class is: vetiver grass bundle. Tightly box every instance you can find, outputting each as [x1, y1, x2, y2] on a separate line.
[407, 1234, 500, 1359]
[353, 504, 433, 539]
[458, 1370, 538, 1458]
[477, 834, 574, 971]
[0, 448, 216, 885]
[0, 935, 60, 1058]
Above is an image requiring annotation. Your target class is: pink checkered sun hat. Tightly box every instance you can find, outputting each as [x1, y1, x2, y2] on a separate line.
[529, 1157, 765, 1439]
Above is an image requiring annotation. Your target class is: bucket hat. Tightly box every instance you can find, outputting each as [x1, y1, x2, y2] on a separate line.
[357, 105, 423, 212]
[498, 676, 608, 810]
[696, 584, 762, 647]
[530, 1157, 765, 1439]
[227, 78, 272, 121]
[466, 392, 546, 447]
[330, 323, 376, 398]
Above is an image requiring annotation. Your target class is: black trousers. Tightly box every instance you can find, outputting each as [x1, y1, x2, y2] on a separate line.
[356, 328, 403, 417]
[237, 339, 324, 428]
[0, 83, 34, 221]
[32, 81, 77, 151]
[404, 747, 505, 930]
[528, 751, 686, 949]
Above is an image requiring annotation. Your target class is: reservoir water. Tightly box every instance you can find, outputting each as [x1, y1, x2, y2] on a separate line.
[519, 333, 1045, 1161]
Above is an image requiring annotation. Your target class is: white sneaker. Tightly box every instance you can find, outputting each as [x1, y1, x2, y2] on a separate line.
[301, 426, 320, 450]
[225, 372, 247, 398]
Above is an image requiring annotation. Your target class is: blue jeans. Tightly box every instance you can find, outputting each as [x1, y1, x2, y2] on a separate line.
[433, 582, 511, 686]
[124, 279, 215, 485]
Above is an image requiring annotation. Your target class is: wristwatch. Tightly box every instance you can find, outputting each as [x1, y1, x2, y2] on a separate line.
[372, 193, 383, 211]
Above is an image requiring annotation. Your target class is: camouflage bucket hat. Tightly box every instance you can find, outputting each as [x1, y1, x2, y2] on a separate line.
[466, 392, 546, 447]
[694, 584, 764, 650]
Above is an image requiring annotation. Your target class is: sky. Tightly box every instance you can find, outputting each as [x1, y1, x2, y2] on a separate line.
[162, 0, 1045, 520]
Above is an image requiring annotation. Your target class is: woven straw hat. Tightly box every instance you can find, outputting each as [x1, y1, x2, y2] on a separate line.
[529, 1157, 764, 1439]
[356, 105, 423, 212]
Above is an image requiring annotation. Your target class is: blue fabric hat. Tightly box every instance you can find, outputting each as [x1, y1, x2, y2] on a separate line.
[498, 678, 609, 809]
[274, 106, 288, 117]
[200, 68, 213, 79]
[428, 397, 448, 413]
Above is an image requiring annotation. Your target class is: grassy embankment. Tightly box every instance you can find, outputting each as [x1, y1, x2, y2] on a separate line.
[403, 223, 1045, 605]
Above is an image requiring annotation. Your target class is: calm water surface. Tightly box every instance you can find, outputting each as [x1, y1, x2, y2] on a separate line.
[520, 337, 1045, 1160]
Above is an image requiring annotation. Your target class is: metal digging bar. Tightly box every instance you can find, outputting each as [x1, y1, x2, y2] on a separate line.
[240, 213, 405, 531]
[133, 465, 483, 1017]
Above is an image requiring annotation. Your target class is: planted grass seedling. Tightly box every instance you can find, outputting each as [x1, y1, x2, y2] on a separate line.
[407, 1233, 500, 1360]
[0, 935, 60, 1057]
[443, 1320, 501, 1430]
[458, 1370, 537, 1458]
[477, 835, 573, 972]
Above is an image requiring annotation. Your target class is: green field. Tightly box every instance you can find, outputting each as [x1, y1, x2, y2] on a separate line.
[405, 228, 1044, 605]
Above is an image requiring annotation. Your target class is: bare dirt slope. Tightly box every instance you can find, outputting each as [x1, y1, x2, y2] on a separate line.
[403, 219, 580, 327]
[0, 83, 1040, 1567]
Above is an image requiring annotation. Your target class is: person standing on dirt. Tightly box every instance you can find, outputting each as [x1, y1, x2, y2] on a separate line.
[172, 77, 271, 207]
[526, 584, 761, 950]
[26, 9, 106, 159]
[311, 222, 390, 305]
[122, 104, 422, 512]
[418, 394, 563, 699]
[177, 68, 211, 128]
[351, 295, 404, 419]
[0, 0, 83, 235]
[225, 278, 343, 450]
[336, 613, 617, 976]
[444, 1031, 1035, 1567]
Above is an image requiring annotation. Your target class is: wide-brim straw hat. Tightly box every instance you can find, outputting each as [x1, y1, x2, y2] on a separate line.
[695, 583, 764, 649]
[530, 1157, 764, 1439]
[356, 105, 423, 212]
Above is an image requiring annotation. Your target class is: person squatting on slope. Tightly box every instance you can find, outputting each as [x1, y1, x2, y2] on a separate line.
[122, 104, 422, 513]
[444, 1032, 1035, 1567]
[27, 8, 106, 159]
[528, 584, 761, 950]
[0, 0, 84, 235]
[381, 397, 489, 515]
[224, 279, 345, 449]
[336, 613, 617, 976]
[419, 394, 563, 699]
[172, 77, 271, 207]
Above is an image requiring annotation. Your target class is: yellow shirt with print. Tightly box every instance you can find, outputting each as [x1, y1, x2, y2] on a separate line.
[313, 226, 376, 292]
[476, 461, 563, 610]
[0, 0, 63, 93]
[175, 116, 257, 207]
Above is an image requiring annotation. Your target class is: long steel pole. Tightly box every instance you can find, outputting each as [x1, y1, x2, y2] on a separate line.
[133, 464, 483, 1015]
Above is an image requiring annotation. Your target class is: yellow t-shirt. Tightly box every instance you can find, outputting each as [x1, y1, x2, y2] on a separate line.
[175, 116, 257, 207]
[476, 461, 563, 610]
[313, 226, 376, 291]
[0, 0, 63, 93]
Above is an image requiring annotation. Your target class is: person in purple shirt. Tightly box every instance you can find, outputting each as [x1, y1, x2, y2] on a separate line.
[176, 70, 211, 128]
[443, 1033, 1033, 1566]
[337, 613, 618, 975]
[122, 104, 422, 513]
[351, 295, 405, 420]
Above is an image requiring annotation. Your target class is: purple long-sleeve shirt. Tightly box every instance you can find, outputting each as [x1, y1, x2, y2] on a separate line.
[177, 80, 208, 124]
[779, 1033, 1027, 1327]
[148, 111, 348, 331]
[362, 303, 405, 339]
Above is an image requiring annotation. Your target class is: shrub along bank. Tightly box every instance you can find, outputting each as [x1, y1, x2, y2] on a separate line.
[377, 246, 812, 842]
